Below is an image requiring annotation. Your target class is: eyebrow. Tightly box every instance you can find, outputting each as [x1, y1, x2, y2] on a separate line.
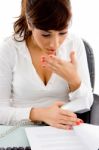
[42, 30, 52, 33]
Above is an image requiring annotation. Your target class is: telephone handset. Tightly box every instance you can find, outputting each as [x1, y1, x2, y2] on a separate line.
[0, 119, 35, 138]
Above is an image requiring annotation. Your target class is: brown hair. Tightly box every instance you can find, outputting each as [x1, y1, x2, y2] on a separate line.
[14, 0, 72, 41]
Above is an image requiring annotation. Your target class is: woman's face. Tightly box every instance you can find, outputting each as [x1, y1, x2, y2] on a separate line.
[31, 27, 68, 54]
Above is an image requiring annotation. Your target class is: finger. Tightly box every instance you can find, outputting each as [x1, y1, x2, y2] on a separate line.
[59, 119, 75, 126]
[59, 116, 83, 126]
[40, 56, 48, 67]
[59, 115, 78, 123]
[60, 109, 77, 118]
[55, 124, 72, 130]
[48, 55, 63, 65]
[70, 51, 77, 65]
[40, 56, 58, 70]
[64, 118, 84, 126]
[75, 119, 84, 125]
[46, 62, 59, 71]
[62, 120, 77, 126]
[54, 101, 65, 107]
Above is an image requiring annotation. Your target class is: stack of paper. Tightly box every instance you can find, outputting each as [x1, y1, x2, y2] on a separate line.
[25, 123, 99, 150]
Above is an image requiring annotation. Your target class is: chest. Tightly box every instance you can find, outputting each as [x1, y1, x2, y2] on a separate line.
[12, 45, 69, 101]
[31, 53, 52, 86]
[13, 55, 69, 97]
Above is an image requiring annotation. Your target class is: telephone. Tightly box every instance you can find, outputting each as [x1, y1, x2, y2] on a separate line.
[0, 119, 35, 138]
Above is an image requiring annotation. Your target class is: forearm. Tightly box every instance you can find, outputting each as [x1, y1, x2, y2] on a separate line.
[69, 82, 93, 108]
[0, 106, 31, 125]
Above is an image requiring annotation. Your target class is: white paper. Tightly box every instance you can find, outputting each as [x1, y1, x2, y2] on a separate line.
[25, 126, 87, 150]
[74, 123, 99, 150]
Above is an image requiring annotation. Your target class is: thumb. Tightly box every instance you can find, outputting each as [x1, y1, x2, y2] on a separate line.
[54, 101, 65, 108]
[70, 51, 77, 65]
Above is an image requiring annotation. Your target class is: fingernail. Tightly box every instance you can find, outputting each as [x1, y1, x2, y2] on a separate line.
[76, 121, 81, 125]
[68, 126, 72, 130]
[80, 120, 84, 123]
[49, 55, 53, 58]
[41, 56, 45, 59]
[74, 114, 77, 118]
[41, 59, 45, 63]
[41, 57, 46, 62]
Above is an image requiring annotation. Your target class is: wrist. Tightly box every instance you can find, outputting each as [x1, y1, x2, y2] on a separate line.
[68, 79, 81, 92]
[29, 107, 45, 122]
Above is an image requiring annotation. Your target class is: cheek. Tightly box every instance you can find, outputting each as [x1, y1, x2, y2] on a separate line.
[38, 39, 47, 49]
[34, 34, 47, 48]
[59, 37, 66, 45]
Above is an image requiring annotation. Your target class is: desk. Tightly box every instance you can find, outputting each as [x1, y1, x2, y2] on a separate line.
[0, 125, 30, 147]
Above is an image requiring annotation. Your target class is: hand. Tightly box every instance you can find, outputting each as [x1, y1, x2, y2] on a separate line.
[30, 101, 83, 130]
[41, 51, 81, 91]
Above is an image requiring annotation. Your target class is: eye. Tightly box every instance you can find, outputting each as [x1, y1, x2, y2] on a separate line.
[41, 30, 51, 37]
[59, 32, 68, 35]
[41, 34, 50, 37]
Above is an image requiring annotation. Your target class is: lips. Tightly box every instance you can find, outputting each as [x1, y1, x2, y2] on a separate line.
[46, 49, 56, 55]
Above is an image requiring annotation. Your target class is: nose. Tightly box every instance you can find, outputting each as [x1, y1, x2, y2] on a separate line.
[49, 36, 59, 50]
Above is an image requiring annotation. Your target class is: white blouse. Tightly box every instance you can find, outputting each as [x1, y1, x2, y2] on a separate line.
[0, 34, 93, 125]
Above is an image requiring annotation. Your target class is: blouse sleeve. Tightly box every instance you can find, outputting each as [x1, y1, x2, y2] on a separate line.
[0, 38, 31, 125]
[68, 37, 93, 111]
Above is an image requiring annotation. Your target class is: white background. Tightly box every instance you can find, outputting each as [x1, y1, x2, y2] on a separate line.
[0, 0, 99, 94]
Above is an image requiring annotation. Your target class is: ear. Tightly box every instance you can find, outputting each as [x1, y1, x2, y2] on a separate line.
[27, 22, 32, 31]
[26, 19, 32, 31]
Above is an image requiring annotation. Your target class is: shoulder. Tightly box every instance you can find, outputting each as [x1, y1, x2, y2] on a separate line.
[0, 36, 25, 68]
[0, 35, 25, 58]
[63, 33, 84, 49]
[58, 33, 86, 60]
[0, 36, 15, 53]
[0, 35, 24, 51]
[61, 33, 85, 54]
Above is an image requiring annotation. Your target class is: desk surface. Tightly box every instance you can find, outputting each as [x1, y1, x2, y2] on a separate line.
[0, 125, 30, 147]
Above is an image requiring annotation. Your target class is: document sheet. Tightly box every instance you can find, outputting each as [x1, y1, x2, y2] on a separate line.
[74, 123, 99, 150]
[25, 126, 87, 150]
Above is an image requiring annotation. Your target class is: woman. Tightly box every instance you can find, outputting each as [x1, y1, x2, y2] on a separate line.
[0, 0, 93, 129]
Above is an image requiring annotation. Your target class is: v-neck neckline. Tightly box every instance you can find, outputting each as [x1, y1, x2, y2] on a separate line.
[23, 41, 54, 88]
